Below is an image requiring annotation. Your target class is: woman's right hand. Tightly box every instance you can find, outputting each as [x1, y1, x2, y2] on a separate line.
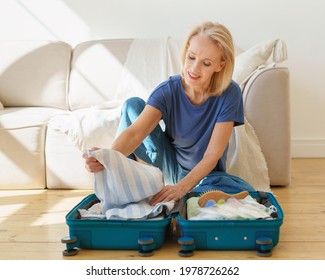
[83, 148, 104, 173]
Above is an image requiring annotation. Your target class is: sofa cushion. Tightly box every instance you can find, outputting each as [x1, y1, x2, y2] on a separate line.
[68, 38, 181, 110]
[233, 39, 287, 86]
[0, 107, 67, 189]
[0, 41, 71, 109]
[0, 107, 65, 128]
[68, 39, 133, 110]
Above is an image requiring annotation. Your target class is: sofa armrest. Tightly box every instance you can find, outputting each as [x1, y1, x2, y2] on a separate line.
[242, 66, 291, 186]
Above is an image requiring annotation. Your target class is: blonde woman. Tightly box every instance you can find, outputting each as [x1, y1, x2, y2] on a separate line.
[84, 22, 255, 204]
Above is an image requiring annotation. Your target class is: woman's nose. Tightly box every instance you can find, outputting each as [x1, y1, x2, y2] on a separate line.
[191, 61, 200, 72]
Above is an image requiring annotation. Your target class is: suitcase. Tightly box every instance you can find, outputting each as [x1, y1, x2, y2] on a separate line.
[175, 191, 284, 257]
[61, 193, 172, 257]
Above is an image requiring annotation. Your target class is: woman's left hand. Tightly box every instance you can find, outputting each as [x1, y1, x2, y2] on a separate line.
[150, 185, 185, 205]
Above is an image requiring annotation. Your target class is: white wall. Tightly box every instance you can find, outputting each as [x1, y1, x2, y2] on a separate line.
[1, 0, 325, 157]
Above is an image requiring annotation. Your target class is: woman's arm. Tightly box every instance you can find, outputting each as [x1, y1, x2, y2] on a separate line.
[150, 121, 234, 204]
[111, 105, 162, 156]
[84, 105, 162, 172]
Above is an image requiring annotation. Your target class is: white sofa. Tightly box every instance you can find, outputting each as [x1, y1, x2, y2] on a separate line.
[0, 39, 290, 190]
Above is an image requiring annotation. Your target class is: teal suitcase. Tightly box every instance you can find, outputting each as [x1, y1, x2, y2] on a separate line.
[61, 194, 172, 257]
[175, 191, 284, 257]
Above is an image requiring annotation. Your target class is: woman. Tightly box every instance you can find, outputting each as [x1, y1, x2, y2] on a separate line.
[84, 21, 255, 205]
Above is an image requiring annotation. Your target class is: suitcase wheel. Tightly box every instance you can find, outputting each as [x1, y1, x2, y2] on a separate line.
[256, 237, 273, 257]
[62, 248, 78, 257]
[137, 237, 155, 257]
[178, 237, 195, 257]
[61, 236, 77, 244]
[61, 236, 79, 256]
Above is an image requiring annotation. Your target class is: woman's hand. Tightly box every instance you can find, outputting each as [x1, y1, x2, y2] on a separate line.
[150, 185, 185, 205]
[82, 148, 104, 173]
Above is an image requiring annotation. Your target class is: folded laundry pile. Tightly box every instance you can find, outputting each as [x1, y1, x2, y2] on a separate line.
[78, 149, 175, 220]
[187, 193, 277, 220]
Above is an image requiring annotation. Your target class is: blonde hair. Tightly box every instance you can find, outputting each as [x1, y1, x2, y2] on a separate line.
[181, 22, 235, 96]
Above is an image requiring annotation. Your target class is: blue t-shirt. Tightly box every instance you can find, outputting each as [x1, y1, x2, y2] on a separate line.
[147, 75, 244, 172]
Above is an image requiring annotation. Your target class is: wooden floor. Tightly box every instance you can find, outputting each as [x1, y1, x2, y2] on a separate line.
[0, 158, 324, 260]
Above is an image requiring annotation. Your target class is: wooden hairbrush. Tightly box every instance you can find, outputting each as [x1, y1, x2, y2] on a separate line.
[198, 190, 249, 207]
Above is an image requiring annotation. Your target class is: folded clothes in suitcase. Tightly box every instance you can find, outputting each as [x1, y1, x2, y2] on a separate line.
[61, 194, 172, 257]
[175, 191, 284, 257]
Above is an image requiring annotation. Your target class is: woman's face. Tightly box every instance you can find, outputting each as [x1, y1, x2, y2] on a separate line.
[183, 34, 225, 91]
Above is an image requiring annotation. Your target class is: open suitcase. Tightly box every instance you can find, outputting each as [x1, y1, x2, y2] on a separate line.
[61, 193, 172, 257]
[62, 191, 283, 257]
[175, 191, 284, 257]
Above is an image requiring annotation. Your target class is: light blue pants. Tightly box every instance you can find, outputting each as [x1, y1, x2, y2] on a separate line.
[117, 97, 255, 193]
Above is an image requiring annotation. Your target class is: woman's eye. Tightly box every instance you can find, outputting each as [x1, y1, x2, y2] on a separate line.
[204, 62, 211, 67]
[188, 55, 195, 60]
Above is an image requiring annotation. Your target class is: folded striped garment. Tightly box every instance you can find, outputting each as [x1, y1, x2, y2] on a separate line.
[79, 149, 174, 220]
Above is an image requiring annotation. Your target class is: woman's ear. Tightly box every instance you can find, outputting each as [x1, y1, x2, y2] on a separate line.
[216, 60, 226, 72]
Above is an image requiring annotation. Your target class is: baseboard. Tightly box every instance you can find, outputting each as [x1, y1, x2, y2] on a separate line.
[291, 138, 325, 157]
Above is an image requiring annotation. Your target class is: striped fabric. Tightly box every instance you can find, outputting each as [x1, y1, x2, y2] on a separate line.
[87, 149, 174, 219]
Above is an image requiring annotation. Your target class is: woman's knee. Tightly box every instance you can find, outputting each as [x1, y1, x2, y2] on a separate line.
[121, 97, 146, 117]
[117, 97, 146, 135]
